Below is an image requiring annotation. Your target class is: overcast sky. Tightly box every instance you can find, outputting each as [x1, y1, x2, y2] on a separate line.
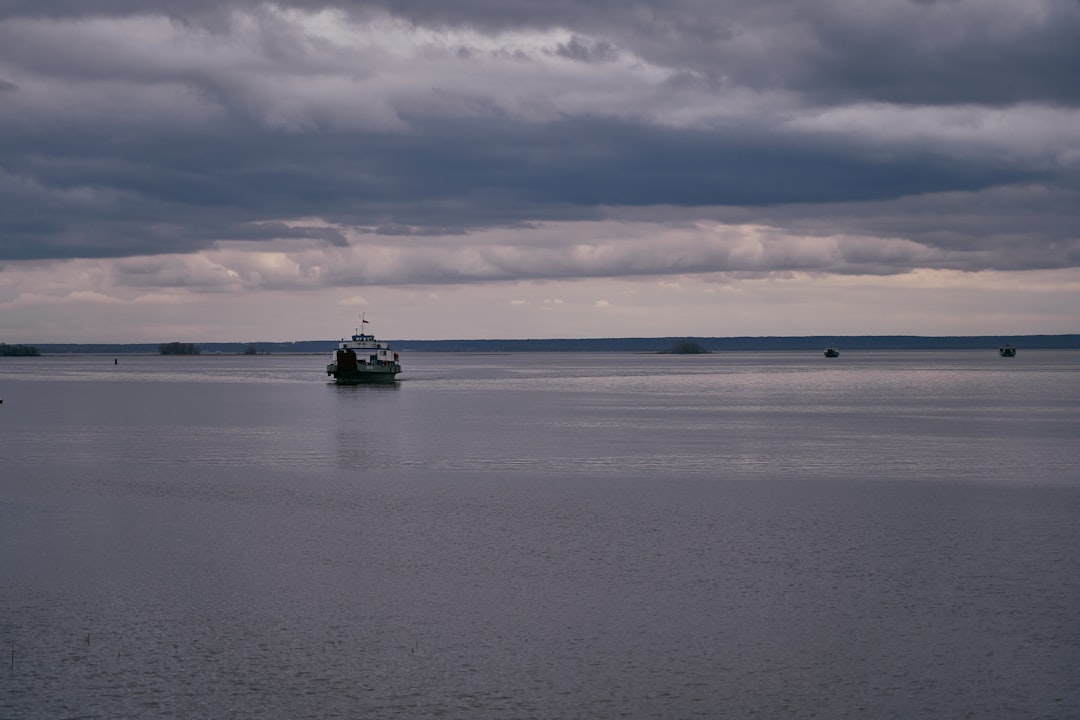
[1, 0, 1078, 342]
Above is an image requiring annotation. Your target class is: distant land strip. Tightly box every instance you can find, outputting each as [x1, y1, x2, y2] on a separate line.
[19, 335, 1080, 354]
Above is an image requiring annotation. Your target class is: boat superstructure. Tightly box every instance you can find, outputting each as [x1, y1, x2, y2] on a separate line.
[326, 320, 401, 384]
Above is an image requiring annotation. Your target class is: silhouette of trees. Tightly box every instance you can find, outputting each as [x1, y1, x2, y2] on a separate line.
[0, 343, 40, 356]
[159, 342, 201, 355]
[669, 339, 708, 354]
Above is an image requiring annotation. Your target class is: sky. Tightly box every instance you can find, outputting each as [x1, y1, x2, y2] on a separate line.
[1, 0, 1078, 342]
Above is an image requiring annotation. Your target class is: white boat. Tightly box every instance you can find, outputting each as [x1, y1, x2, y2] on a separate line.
[326, 319, 401, 384]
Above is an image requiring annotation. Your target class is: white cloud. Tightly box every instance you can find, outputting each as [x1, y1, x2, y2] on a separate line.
[0, 7, 798, 136]
[786, 103, 1080, 165]
[3, 254, 1078, 342]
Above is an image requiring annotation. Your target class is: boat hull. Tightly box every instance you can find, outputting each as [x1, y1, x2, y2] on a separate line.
[326, 362, 399, 384]
[330, 371, 399, 385]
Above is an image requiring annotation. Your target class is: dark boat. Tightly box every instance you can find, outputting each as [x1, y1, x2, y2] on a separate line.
[824, 347, 840, 358]
[999, 344, 1016, 357]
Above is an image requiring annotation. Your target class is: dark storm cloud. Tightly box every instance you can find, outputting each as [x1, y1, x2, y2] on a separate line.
[0, 0, 1078, 277]
[4, 0, 1078, 105]
[553, 36, 619, 64]
[379, 0, 1080, 106]
[344, 0, 1080, 106]
[0, 109, 1052, 262]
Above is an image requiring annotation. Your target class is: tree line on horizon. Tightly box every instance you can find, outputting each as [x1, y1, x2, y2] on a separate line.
[0, 343, 40, 356]
[13, 334, 1080, 355]
[159, 342, 201, 355]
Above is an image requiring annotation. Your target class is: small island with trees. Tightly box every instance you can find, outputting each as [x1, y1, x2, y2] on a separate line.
[1, 343, 40, 356]
[159, 342, 201, 355]
[665, 339, 709, 354]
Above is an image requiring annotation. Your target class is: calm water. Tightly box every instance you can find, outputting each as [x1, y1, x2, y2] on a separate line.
[2, 350, 1079, 719]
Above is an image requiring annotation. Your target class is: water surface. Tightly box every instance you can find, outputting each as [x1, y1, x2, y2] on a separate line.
[2, 351, 1079, 718]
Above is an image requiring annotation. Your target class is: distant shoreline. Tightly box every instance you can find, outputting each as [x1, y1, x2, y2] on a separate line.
[15, 334, 1080, 355]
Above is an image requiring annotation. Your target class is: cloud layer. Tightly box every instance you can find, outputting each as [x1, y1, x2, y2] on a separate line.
[1, 0, 1078, 339]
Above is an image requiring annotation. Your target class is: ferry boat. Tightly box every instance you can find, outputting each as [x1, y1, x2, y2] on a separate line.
[326, 319, 401, 384]
[999, 344, 1016, 357]
[824, 346, 840, 358]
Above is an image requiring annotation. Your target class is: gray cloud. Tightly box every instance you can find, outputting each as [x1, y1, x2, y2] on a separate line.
[0, 0, 1078, 283]
[553, 35, 620, 64]
[340, 0, 1080, 106]
[4, 0, 1077, 105]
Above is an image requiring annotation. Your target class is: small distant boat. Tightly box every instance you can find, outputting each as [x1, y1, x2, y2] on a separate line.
[999, 344, 1017, 357]
[326, 317, 401, 384]
[824, 347, 840, 358]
